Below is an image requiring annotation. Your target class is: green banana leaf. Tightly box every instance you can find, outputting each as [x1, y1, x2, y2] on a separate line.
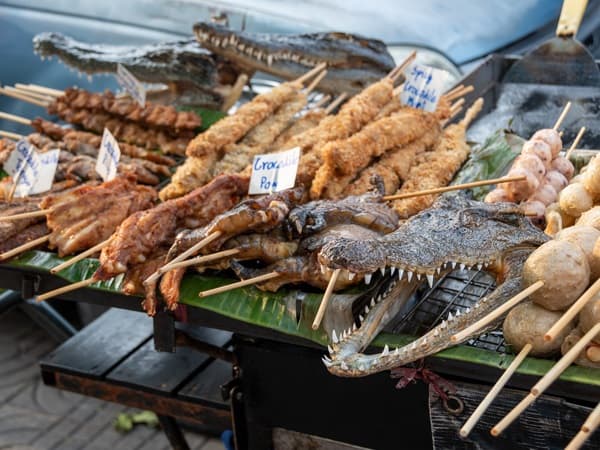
[177, 106, 226, 131]
[452, 129, 524, 200]
[5, 250, 600, 387]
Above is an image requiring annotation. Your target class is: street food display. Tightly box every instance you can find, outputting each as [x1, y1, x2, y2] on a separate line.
[0, 16, 598, 449]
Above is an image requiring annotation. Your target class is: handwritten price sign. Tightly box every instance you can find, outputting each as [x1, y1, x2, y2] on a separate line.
[249, 147, 300, 195]
[116, 63, 146, 107]
[96, 129, 121, 181]
[400, 63, 448, 112]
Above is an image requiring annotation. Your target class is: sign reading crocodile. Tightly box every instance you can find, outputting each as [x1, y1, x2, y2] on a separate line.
[400, 63, 448, 112]
[249, 146, 300, 195]
[96, 128, 121, 181]
[116, 63, 146, 107]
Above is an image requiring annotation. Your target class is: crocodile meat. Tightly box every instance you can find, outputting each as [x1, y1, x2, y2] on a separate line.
[193, 22, 395, 95]
[33, 25, 395, 107]
[317, 194, 549, 377]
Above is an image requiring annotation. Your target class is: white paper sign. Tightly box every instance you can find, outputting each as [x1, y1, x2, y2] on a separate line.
[249, 147, 300, 195]
[96, 128, 121, 181]
[400, 63, 448, 112]
[3, 140, 40, 197]
[31, 149, 60, 195]
[116, 63, 146, 107]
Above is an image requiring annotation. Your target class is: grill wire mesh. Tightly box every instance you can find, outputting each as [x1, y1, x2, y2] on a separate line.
[384, 268, 508, 353]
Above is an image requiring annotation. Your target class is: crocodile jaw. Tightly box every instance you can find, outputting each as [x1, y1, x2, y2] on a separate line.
[323, 249, 531, 377]
[193, 23, 395, 94]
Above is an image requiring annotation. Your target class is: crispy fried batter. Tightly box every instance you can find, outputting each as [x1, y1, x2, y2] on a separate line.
[392, 99, 483, 218]
[185, 81, 301, 158]
[343, 124, 442, 196]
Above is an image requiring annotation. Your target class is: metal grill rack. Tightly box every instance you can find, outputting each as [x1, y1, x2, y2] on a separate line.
[387, 269, 509, 353]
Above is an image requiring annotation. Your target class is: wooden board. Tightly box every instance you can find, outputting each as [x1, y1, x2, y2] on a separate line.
[429, 381, 599, 449]
[40, 309, 152, 378]
[106, 327, 231, 393]
[178, 359, 232, 407]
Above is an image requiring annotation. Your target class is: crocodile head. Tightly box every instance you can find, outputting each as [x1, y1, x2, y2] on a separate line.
[317, 194, 549, 377]
[33, 32, 234, 107]
[193, 22, 396, 94]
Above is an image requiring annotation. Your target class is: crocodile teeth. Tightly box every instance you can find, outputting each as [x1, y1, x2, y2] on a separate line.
[348, 272, 356, 281]
[459, 263, 466, 271]
[416, 273, 421, 281]
[352, 323, 357, 331]
[382, 345, 390, 356]
[322, 356, 332, 366]
[436, 267, 441, 275]
[465, 307, 471, 314]
[398, 269, 404, 280]
[267, 54, 273, 67]
[434, 329, 440, 337]
[359, 314, 365, 323]
[380, 267, 386, 276]
[456, 309, 462, 317]
[448, 311, 454, 321]
[341, 330, 347, 339]
[364, 273, 372, 285]
[237, 44, 245, 51]
[376, 295, 382, 303]
[426, 274, 434, 288]
[395, 347, 400, 355]
[440, 320, 447, 329]
[332, 330, 338, 343]
[328, 345, 334, 354]
[390, 266, 396, 275]
[365, 305, 370, 314]
[407, 271, 413, 282]
[451, 261, 457, 269]
[341, 362, 349, 370]
[477, 263, 483, 271]
[370, 298, 376, 307]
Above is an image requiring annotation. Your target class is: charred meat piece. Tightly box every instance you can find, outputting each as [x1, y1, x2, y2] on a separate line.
[166, 187, 304, 260]
[95, 174, 249, 279]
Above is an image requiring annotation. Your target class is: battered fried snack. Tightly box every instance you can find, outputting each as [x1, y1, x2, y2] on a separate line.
[392, 99, 483, 218]
[270, 108, 326, 150]
[311, 107, 441, 198]
[343, 127, 442, 196]
[185, 81, 301, 158]
[56, 88, 202, 131]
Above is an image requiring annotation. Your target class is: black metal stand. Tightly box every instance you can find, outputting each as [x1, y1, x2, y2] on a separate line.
[157, 415, 191, 450]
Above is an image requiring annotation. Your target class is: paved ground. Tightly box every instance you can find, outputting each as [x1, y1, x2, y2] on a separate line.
[0, 308, 222, 450]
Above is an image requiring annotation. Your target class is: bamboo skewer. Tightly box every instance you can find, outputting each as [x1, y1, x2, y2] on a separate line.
[450, 281, 544, 343]
[295, 63, 327, 85]
[0, 234, 50, 261]
[158, 248, 240, 272]
[0, 111, 32, 125]
[443, 85, 474, 102]
[312, 95, 332, 110]
[553, 101, 572, 131]
[459, 343, 532, 438]
[565, 126, 586, 160]
[36, 277, 99, 302]
[544, 277, 600, 342]
[0, 130, 24, 140]
[6, 86, 55, 103]
[22, 83, 63, 97]
[450, 98, 465, 114]
[444, 84, 465, 98]
[491, 322, 600, 436]
[50, 238, 111, 274]
[324, 93, 348, 115]
[587, 345, 600, 362]
[221, 73, 249, 112]
[303, 70, 327, 95]
[388, 50, 417, 82]
[312, 268, 341, 330]
[382, 175, 527, 201]
[145, 231, 224, 285]
[566, 403, 600, 450]
[197, 271, 280, 298]
[0, 87, 49, 107]
[0, 208, 51, 221]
